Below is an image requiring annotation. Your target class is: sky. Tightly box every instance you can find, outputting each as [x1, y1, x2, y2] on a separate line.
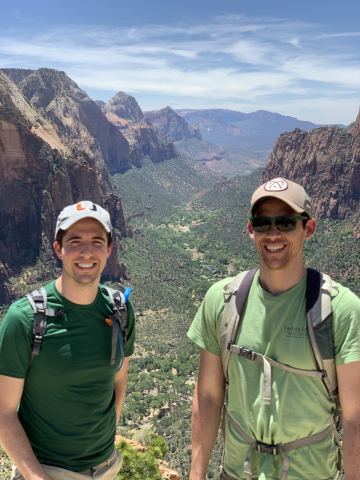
[0, 0, 359, 124]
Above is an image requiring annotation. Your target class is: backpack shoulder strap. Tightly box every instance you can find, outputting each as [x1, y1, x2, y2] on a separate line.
[306, 269, 338, 397]
[220, 268, 258, 382]
[103, 286, 128, 368]
[27, 287, 64, 363]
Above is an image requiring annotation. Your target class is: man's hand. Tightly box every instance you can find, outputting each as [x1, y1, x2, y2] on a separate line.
[189, 349, 226, 480]
[0, 375, 51, 480]
[337, 361, 360, 480]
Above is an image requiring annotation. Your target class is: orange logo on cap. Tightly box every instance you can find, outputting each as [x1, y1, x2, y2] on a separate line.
[77, 204, 86, 211]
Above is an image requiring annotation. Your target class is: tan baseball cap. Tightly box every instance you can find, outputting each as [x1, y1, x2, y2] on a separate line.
[55, 201, 112, 237]
[250, 177, 312, 217]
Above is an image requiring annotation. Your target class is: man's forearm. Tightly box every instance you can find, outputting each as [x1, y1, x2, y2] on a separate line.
[0, 412, 50, 480]
[342, 420, 360, 480]
[189, 383, 224, 480]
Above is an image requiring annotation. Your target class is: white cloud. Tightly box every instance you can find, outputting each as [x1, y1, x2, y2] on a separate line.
[0, 15, 359, 124]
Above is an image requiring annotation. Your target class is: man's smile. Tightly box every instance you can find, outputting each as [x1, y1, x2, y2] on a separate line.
[264, 244, 286, 252]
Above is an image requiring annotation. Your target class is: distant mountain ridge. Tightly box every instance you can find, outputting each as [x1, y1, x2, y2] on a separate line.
[176, 108, 321, 138]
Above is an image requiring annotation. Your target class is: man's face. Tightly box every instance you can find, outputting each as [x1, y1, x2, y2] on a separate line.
[248, 198, 316, 271]
[53, 218, 112, 287]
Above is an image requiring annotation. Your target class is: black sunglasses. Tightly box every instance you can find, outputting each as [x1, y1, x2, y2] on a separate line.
[249, 215, 309, 232]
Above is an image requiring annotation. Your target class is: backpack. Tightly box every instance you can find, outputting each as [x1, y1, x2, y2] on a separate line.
[220, 268, 342, 480]
[26, 285, 129, 371]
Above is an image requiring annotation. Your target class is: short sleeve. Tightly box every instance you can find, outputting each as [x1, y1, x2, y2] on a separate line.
[333, 288, 360, 366]
[123, 300, 135, 357]
[187, 279, 230, 356]
[0, 304, 33, 378]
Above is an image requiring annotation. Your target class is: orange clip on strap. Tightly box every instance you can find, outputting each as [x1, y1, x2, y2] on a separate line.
[105, 318, 113, 326]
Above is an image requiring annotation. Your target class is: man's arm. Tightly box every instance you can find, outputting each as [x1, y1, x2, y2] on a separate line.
[114, 357, 130, 425]
[337, 361, 360, 480]
[190, 349, 226, 480]
[0, 375, 51, 480]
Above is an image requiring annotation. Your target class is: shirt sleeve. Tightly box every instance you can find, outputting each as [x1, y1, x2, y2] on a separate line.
[333, 288, 360, 366]
[123, 300, 135, 357]
[0, 304, 33, 378]
[187, 279, 229, 356]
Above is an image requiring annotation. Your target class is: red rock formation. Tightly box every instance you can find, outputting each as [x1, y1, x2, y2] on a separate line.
[145, 106, 202, 142]
[0, 71, 130, 295]
[5, 68, 132, 175]
[102, 93, 178, 166]
[261, 115, 360, 219]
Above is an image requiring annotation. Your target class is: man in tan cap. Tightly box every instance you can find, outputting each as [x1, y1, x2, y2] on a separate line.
[187, 178, 360, 480]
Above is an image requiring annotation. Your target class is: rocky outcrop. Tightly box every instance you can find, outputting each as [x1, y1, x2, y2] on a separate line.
[101, 93, 178, 166]
[1, 68, 34, 86]
[0, 71, 130, 297]
[145, 106, 202, 141]
[104, 92, 144, 122]
[2, 68, 131, 175]
[261, 112, 360, 219]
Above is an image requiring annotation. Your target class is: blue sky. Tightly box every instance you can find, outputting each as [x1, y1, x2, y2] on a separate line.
[1, 0, 359, 124]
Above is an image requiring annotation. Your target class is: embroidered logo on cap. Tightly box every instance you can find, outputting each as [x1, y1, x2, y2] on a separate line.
[265, 178, 288, 191]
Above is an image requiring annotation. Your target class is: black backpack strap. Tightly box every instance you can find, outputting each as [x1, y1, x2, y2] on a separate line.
[104, 286, 128, 366]
[27, 287, 64, 363]
[305, 268, 321, 313]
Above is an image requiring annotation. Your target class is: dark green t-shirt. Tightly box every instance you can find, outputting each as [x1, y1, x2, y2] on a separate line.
[0, 281, 135, 472]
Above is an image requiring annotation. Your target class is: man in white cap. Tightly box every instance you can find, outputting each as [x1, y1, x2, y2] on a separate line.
[0, 201, 135, 480]
[188, 178, 360, 480]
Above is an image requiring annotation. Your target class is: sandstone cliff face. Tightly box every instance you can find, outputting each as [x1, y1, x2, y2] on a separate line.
[4, 68, 132, 175]
[102, 93, 178, 166]
[145, 106, 202, 141]
[0, 72, 130, 297]
[261, 112, 360, 219]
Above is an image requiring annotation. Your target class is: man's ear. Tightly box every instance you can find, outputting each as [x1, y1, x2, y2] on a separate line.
[107, 243, 113, 258]
[248, 220, 255, 241]
[53, 241, 62, 259]
[305, 218, 316, 239]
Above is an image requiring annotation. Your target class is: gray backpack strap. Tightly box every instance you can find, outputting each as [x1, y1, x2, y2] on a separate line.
[306, 269, 338, 398]
[103, 286, 127, 366]
[27, 287, 64, 363]
[220, 268, 258, 383]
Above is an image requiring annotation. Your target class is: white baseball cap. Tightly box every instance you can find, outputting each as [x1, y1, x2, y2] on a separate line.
[55, 201, 112, 237]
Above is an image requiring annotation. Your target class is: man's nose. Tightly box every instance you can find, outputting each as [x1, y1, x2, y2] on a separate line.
[80, 243, 93, 256]
[266, 222, 281, 236]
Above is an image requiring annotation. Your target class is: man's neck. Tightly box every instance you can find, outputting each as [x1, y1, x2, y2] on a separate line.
[258, 263, 307, 296]
[55, 276, 100, 305]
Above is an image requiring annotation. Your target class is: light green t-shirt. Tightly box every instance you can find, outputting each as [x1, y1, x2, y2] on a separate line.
[0, 281, 135, 472]
[188, 271, 360, 480]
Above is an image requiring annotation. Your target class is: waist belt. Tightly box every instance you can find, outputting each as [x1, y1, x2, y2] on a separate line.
[224, 408, 340, 480]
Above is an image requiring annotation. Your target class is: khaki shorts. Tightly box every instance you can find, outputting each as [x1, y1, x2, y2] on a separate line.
[11, 448, 122, 480]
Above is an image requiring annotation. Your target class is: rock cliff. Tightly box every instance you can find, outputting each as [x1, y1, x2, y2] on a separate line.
[101, 93, 178, 165]
[261, 111, 360, 219]
[0, 71, 130, 299]
[145, 106, 202, 141]
[2, 68, 131, 175]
